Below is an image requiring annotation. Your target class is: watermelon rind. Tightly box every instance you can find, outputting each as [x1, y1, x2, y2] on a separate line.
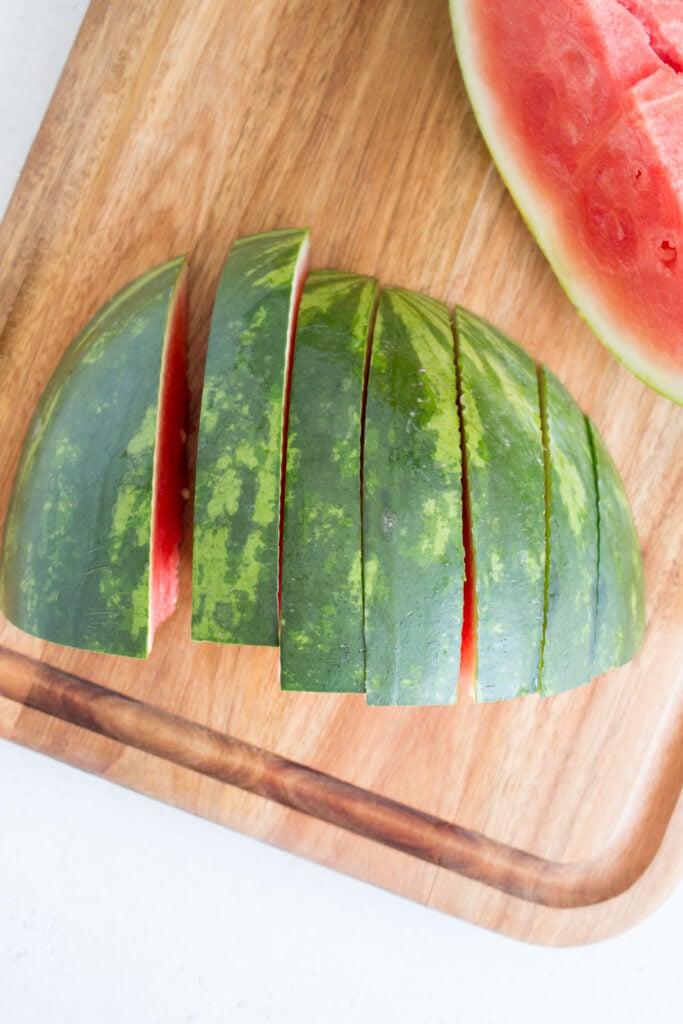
[0, 256, 187, 657]
[538, 365, 598, 695]
[280, 270, 378, 692]
[363, 288, 464, 706]
[192, 228, 310, 647]
[587, 417, 646, 675]
[449, 0, 683, 404]
[455, 306, 545, 702]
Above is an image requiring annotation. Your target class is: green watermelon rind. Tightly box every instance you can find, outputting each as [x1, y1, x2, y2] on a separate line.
[538, 365, 598, 695]
[0, 256, 187, 658]
[587, 417, 646, 675]
[363, 288, 464, 706]
[448, 0, 683, 405]
[191, 228, 310, 647]
[279, 270, 378, 692]
[456, 306, 546, 702]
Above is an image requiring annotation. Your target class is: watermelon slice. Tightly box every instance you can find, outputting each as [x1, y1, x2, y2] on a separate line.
[538, 366, 598, 695]
[455, 307, 546, 702]
[363, 289, 464, 706]
[0, 257, 188, 657]
[192, 228, 310, 647]
[588, 417, 646, 674]
[450, 0, 683, 403]
[280, 271, 378, 692]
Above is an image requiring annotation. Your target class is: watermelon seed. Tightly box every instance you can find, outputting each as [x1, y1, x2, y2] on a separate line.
[658, 240, 677, 268]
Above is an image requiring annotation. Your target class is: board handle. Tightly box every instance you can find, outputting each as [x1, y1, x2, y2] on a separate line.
[0, 644, 680, 909]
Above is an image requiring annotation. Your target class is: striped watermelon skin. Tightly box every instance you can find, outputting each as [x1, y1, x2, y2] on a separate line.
[538, 365, 598, 695]
[456, 307, 545, 702]
[280, 271, 378, 692]
[587, 418, 646, 675]
[0, 257, 187, 657]
[363, 289, 464, 706]
[192, 228, 309, 647]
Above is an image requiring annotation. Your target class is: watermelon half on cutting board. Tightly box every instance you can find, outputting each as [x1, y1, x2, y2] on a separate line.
[450, 0, 683, 403]
[0, 257, 188, 657]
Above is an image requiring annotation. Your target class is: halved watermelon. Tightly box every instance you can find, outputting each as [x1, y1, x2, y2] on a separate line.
[0, 257, 188, 657]
[450, 0, 683, 403]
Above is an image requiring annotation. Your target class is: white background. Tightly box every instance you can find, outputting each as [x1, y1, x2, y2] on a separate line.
[0, 3, 680, 1022]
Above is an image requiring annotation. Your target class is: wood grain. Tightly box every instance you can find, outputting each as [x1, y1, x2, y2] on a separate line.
[0, 0, 681, 945]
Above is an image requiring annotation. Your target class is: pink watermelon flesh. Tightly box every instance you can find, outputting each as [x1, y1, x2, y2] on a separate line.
[149, 268, 188, 645]
[451, 0, 683, 402]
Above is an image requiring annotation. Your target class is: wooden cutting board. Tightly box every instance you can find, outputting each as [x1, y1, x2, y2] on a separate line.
[0, 0, 681, 946]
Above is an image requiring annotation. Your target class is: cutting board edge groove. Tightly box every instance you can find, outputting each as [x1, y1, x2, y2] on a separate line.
[0, 644, 679, 913]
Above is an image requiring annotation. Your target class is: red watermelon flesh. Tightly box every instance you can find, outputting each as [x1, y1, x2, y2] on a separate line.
[618, 0, 683, 69]
[149, 268, 188, 643]
[457, 470, 476, 700]
[449, 0, 683, 403]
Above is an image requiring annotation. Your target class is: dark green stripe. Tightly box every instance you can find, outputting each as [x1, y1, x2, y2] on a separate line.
[363, 288, 464, 706]
[280, 271, 378, 691]
[192, 228, 309, 646]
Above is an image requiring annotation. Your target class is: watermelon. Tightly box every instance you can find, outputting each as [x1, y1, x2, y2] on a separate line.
[363, 289, 464, 706]
[455, 307, 545, 702]
[588, 417, 646, 674]
[538, 365, 598, 695]
[0, 257, 188, 657]
[450, 0, 683, 403]
[279, 271, 378, 692]
[191, 228, 310, 647]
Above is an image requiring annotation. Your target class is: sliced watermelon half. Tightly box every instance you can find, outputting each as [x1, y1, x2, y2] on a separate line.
[0, 257, 189, 657]
[450, 0, 683, 403]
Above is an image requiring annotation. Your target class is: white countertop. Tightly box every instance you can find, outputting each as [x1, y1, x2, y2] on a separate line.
[0, 4, 680, 1022]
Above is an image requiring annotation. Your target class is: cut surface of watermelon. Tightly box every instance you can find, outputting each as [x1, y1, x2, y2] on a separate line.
[363, 289, 464, 706]
[150, 269, 188, 641]
[280, 271, 378, 692]
[0, 257, 188, 657]
[192, 228, 310, 647]
[450, 0, 683, 403]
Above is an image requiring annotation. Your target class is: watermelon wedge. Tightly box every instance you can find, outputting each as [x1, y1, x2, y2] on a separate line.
[0, 257, 188, 657]
[280, 271, 378, 692]
[450, 0, 683, 403]
[363, 289, 464, 706]
[192, 228, 310, 647]
[588, 417, 646, 675]
[455, 307, 546, 702]
[538, 366, 598, 695]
